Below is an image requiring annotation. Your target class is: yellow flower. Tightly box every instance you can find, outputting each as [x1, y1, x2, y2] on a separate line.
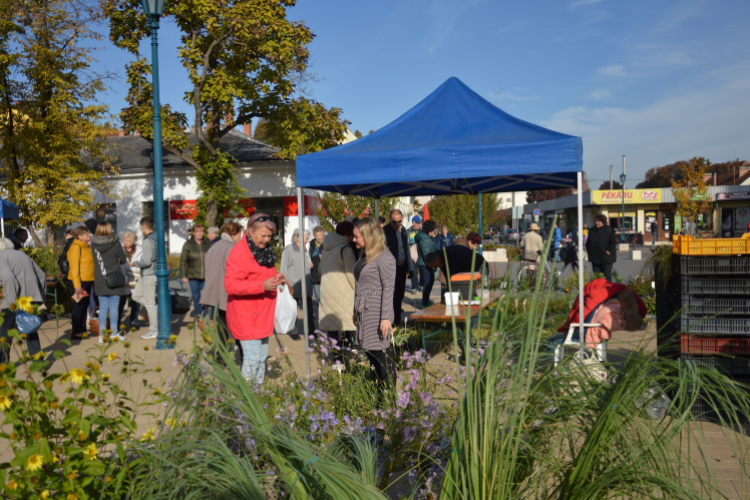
[143, 346, 149, 351]
[7, 479, 17, 490]
[15, 296, 33, 313]
[155, 365, 162, 372]
[83, 443, 97, 460]
[33, 351, 44, 361]
[68, 369, 88, 384]
[140, 427, 155, 442]
[0, 394, 11, 410]
[40, 490, 50, 499]
[107, 352, 118, 362]
[169, 334, 177, 344]
[8, 303, 17, 312]
[102, 374, 110, 382]
[165, 418, 175, 428]
[68, 494, 78, 500]
[0, 363, 6, 372]
[50, 454, 59, 464]
[24, 453, 44, 471]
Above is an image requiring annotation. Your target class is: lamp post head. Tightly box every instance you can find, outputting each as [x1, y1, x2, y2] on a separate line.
[140, 0, 165, 16]
[619, 173, 626, 185]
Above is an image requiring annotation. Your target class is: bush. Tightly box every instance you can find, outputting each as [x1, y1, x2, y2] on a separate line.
[23, 247, 62, 280]
[0, 298, 163, 498]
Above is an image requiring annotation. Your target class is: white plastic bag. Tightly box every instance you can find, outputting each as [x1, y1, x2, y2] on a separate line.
[274, 284, 297, 334]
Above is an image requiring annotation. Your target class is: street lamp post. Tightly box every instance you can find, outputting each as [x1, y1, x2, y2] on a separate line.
[620, 172, 627, 244]
[620, 155, 627, 244]
[140, 0, 173, 350]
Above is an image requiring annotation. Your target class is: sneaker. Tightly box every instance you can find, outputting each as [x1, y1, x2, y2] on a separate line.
[98, 336, 104, 344]
[113, 333, 126, 342]
[140, 332, 158, 340]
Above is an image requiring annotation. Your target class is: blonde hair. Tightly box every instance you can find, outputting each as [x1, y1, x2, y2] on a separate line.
[94, 222, 112, 236]
[357, 217, 386, 263]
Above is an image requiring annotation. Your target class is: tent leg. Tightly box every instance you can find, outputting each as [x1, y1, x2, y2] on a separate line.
[297, 187, 310, 379]
[478, 193, 483, 255]
[577, 172, 585, 356]
[375, 198, 379, 221]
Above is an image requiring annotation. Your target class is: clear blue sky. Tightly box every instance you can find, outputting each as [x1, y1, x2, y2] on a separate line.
[94, 0, 750, 186]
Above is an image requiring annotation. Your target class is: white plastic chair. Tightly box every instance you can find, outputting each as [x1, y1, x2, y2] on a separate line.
[553, 322, 607, 367]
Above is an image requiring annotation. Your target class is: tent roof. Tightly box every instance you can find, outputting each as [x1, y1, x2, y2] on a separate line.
[295, 77, 582, 197]
[0, 199, 18, 220]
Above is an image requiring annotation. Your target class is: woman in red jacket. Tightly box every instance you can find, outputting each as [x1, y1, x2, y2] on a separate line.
[225, 213, 286, 384]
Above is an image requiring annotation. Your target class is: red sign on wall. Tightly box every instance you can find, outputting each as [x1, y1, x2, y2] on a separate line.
[283, 196, 318, 216]
[169, 200, 198, 220]
[224, 198, 255, 218]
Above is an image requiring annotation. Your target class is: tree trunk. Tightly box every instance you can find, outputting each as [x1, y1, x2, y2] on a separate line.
[46, 224, 57, 246]
[206, 195, 218, 228]
[29, 227, 44, 247]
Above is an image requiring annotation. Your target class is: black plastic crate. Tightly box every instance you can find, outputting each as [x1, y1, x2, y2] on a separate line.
[681, 354, 750, 374]
[691, 395, 750, 423]
[678, 316, 750, 335]
[677, 255, 750, 276]
[680, 297, 750, 316]
[680, 276, 750, 295]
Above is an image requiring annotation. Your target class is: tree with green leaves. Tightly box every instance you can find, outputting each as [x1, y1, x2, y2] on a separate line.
[0, 0, 114, 246]
[425, 194, 498, 237]
[318, 193, 397, 233]
[672, 157, 712, 232]
[105, 0, 349, 226]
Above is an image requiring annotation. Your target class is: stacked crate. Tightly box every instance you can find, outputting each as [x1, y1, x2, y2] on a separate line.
[666, 236, 750, 422]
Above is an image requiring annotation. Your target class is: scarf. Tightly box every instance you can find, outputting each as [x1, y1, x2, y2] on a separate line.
[247, 235, 276, 268]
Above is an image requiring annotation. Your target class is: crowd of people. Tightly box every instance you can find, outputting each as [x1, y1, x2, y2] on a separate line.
[0, 210, 486, 396]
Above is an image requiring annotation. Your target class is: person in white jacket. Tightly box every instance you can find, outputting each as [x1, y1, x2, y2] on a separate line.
[118, 230, 142, 330]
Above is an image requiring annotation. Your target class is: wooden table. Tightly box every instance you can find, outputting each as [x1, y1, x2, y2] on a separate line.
[408, 291, 502, 350]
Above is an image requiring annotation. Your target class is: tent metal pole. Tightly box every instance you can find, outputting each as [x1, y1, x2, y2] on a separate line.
[577, 172, 585, 356]
[297, 187, 310, 379]
[478, 193, 483, 255]
[374, 198, 379, 221]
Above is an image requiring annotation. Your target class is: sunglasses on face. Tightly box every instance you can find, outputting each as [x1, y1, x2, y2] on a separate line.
[391, 219, 403, 225]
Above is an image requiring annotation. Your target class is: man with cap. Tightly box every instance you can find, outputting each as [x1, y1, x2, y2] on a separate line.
[520, 223, 544, 263]
[408, 215, 422, 292]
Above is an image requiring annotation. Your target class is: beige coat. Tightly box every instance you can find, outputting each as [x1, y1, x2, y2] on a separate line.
[319, 233, 356, 332]
[520, 231, 545, 262]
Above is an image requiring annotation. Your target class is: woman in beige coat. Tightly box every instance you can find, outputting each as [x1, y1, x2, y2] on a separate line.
[319, 221, 356, 352]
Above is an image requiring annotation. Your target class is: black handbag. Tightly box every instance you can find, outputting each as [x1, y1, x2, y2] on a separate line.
[94, 249, 126, 288]
[170, 291, 191, 314]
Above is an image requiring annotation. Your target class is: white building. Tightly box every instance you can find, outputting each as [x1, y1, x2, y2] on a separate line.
[88, 130, 319, 253]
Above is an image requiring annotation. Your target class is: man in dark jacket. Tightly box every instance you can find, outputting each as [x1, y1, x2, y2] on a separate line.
[585, 214, 617, 282]
[382, 209, 413, 325]
[309, 226, 325, 328]
[180, 224, 212, 317]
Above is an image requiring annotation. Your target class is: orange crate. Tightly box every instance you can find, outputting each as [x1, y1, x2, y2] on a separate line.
[673, 235, 750, 256]
[681, 335, 750, 355]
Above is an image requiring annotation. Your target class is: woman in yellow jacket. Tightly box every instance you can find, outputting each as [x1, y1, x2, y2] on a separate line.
[67, 226, 95, 339]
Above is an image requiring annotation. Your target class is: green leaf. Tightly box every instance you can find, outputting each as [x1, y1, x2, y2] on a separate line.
[53, 350, 66, 360]
[61, 409, 81, 425]
[58, 338, 72, 347]
[2, 413, 19, 425]
[82, 460, 106, 476]
[9, 442, 41, 467]
[39, 437, 52, 463]
[28, 361, 47, 373]
[79, 418, 91, 436]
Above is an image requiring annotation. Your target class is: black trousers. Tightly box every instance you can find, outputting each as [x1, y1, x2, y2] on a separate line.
[591, 263, 614, 283]
[68, 280, 93, 336]
[393, 264, 408, 326]
[365, 349, 397, 392]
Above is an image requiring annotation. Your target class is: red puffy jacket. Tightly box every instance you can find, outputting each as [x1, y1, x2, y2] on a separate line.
[225, 237, 278, 341]
[558, 278, 647, 333]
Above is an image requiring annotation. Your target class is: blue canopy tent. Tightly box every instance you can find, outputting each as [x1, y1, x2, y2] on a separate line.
[294, 77, 586, 377]
[0, 199, 19, 237]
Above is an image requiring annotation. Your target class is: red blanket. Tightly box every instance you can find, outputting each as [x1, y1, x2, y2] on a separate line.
[558, 278, 647, 333]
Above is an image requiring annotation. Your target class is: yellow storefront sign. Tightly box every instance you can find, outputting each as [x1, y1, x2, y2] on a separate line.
[593, 189, 662, 204]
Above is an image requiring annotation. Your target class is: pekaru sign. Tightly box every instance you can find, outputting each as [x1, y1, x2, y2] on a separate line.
[592, 189, 663, 204]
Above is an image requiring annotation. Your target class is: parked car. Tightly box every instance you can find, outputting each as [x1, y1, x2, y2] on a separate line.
[501, 228, 520, 243]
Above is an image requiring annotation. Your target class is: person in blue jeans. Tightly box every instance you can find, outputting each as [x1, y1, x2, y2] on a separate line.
[415, 220, 439, 308]
[549, 223, 562, 262]
[180, 224, 212, 317]
[91, 223, 129, 342]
